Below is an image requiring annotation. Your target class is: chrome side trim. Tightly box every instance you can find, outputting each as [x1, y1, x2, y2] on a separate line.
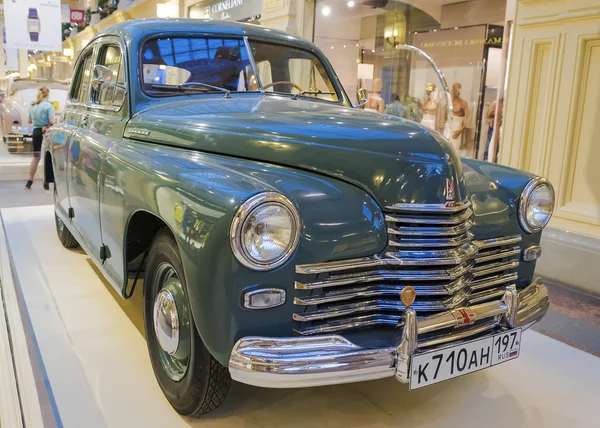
[230, 279, 549, 388]
[385, 200, 471, 213]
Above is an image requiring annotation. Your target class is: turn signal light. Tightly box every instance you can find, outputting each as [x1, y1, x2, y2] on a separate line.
[522, 245, 542, 261]
[244, 289, 286, 309]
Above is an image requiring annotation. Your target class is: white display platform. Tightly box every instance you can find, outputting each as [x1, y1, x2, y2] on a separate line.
[1, 205, 599, 428]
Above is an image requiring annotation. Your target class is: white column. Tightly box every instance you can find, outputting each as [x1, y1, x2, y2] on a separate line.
[18, 50, 29, 78]
[0, 44, 5, 79]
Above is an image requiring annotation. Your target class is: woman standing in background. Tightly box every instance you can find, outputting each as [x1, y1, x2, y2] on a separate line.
[25, 86, 56, 190]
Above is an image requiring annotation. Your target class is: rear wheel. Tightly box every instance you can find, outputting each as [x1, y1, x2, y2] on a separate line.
[143, 229, 231, 416]
[54, 186, 78, 248]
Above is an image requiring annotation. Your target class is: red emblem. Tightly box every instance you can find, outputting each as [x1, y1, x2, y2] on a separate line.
[454, 308, 476, 325]
[446, 178, 455, 201]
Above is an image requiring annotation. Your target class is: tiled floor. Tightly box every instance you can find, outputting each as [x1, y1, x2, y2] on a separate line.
[1, 205, 599, 427]
[0, 180, 53, 208]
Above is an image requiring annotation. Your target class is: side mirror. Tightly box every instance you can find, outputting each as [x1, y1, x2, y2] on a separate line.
[92, 65, 113, 91]
[355, 88, 369, 108]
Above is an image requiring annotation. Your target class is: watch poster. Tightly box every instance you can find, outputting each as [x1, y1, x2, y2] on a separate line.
[4, 0, 62, 52]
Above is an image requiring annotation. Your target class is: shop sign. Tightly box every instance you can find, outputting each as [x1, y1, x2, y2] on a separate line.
[190, 0, 261, 21]
[420, 37, 502, 49]
[70, 9, 85, 24]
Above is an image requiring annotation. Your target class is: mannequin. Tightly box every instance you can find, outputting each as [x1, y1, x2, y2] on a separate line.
[445, 82, 470, 156]
[420, 82, 439, 130]
[364, 77, 384, 113]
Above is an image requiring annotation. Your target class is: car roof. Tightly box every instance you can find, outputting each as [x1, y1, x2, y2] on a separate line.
[94, 18, 313, 49]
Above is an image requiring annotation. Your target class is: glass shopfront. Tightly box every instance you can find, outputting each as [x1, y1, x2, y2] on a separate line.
[313, 0, 508, 161]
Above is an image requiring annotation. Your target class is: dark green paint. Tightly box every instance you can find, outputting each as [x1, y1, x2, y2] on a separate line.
[46, 19, 543, 366]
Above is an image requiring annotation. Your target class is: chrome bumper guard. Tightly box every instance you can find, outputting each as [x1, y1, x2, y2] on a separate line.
[228, 279, 548, 388]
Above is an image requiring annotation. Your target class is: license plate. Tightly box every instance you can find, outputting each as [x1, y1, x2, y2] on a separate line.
[409, 328, 522, 389]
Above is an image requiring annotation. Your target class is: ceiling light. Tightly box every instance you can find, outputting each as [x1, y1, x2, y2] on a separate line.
[343, 45, 346, 48]
[347, 1, 355, 7]
[371, 49, 375, 53]
[321, 5, 331, 16]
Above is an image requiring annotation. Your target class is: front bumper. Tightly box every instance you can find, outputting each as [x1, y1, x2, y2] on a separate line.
[228, 279, 548, 388]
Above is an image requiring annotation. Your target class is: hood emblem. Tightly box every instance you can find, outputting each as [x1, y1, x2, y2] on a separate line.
[129, 127, 151, 136]
[446, 178, 455, 201]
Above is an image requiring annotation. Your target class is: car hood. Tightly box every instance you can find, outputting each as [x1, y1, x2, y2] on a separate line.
[126, 94, 466, 207]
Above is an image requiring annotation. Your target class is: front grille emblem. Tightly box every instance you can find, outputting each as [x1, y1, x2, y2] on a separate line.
[446, 178, 455, 201]
[401, 286, 416, 308]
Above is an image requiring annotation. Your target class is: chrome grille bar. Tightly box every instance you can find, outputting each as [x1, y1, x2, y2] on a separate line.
[293, 200, 523, 336]
[385, 200, 471, 213]
[295, 243, 478, 275]
[476, 235, 522, 249]
[385, 208, 473, 225]
[471, 273, 518, 291]
[387, 220, 473, 236]
[475, 246, 521, 263]
[388, 232, 473, 248]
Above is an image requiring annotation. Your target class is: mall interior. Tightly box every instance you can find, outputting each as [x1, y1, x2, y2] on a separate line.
[0, 0, 598, 427]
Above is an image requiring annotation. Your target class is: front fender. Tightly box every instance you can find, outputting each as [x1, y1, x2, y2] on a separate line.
[100, 139, 386, 365]
[462, 158, 540, 287]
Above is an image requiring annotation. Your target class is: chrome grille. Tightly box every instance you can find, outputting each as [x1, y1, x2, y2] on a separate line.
[294, 201, 522, 336]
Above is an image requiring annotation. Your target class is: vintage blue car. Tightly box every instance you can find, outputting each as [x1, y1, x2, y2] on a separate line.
[43, 19, 554, 416]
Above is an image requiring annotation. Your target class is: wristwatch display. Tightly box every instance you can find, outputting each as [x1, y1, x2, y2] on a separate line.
[27, 8, 40, 42]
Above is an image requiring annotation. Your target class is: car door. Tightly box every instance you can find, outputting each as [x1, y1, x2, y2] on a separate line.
[68, 37, 129, 260]
[51, 46, 95, 220]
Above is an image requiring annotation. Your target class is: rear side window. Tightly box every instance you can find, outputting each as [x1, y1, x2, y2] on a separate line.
[70, 52, 93, 104]
[92, 44, 126, 108]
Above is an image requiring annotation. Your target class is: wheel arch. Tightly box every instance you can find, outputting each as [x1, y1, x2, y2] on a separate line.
[122, 208, 177, 279]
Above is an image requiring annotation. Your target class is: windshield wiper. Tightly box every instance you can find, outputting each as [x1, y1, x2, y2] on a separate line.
[291, 90, 335, 100]
[151, 82, 231, 98]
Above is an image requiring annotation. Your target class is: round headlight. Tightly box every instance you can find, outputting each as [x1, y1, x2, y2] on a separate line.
[519, 178, 555, 234]
[230, 192, 300, 271]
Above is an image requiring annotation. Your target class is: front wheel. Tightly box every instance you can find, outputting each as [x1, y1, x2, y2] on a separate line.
[143, 229, 231, 416]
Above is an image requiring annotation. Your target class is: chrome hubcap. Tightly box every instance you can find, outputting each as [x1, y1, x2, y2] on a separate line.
[154, 288, 179, 355]
[153, 263, 190, 381]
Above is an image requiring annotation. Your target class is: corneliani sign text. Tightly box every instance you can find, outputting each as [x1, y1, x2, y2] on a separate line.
[206, 0, 244, 15]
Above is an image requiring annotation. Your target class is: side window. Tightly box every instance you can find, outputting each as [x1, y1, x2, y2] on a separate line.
[69, 52, 93, 104]
[92, 44, 126, 108]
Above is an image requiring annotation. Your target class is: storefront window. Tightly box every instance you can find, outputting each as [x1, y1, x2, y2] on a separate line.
[314, 0, 508, 161]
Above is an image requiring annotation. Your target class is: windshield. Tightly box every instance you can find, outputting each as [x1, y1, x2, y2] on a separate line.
[141, 36, 340, 103]
[142, 37, 256, 94]
[247, 41, 339, 102]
